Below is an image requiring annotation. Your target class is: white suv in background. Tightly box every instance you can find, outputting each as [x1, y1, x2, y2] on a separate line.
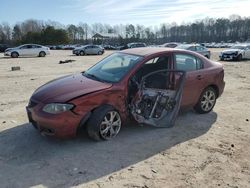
[4, 44, 50, 58]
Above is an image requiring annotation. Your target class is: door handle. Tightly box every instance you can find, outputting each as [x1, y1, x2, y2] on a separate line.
[196, 75, 203, 80]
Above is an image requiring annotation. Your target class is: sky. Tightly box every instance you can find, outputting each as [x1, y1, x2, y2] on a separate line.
[1, 0, 250, 26]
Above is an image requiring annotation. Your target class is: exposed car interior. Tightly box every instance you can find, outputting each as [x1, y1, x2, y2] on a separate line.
[132, 56, 170, 88]
[130, 69, 186, 127]
[127, 55, 174, 117]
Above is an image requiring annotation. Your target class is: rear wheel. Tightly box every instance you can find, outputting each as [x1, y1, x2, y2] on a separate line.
[98, 51, 102, 55]
[11, 52, 19, 58]
[87, 105, 122, 141]
[39, 51, 46, 57]
[194, 87, 217, 114]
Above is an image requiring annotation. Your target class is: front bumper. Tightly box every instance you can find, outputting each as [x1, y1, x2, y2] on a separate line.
[219, 53, 238, 60]
[4, 51, 11, 56]
[26, 101, 85, 138]
[73, 50, 80, 55]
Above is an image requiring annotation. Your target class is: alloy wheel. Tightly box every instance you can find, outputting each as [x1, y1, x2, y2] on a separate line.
[200, 90, 216, 112]
[99, 111, 121, 140]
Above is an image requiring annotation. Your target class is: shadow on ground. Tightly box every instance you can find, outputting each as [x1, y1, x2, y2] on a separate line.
[0, 111, 217, 187]
[0, 56, 47, 59]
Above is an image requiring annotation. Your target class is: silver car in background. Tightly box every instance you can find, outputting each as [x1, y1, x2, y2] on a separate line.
[176, 44, 211, 59]
[219, 44, 250, 61]
[4, 44, 50, 58]
[73, 45, 104, 56]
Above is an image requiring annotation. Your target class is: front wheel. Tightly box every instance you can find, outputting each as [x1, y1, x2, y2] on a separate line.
[237, 54, 242, 61]
[11, 52, 19, 58]
[194, 87, 217, 114]
[79, 51, 85, 56]
[87, 105, 122, 141]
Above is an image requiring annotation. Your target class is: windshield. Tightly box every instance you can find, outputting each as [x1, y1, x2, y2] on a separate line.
[84, 53, 143, 83]
[230, 45, 245, 49]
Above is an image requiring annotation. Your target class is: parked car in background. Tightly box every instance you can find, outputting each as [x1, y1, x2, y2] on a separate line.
[159, 42, 179, 48]
[219, 44, 250, 61]
[4, 44, 50, 58]
[127, 42, 146, 48]
[176, 44, 211, 58]
[27, 47, 225, 140]
[62, 45, 76, 50]
[119, 42, 146, 50]
[0, 44, 10, 52]
[103, 45, 118, 50]
[72, 45, 104, 56]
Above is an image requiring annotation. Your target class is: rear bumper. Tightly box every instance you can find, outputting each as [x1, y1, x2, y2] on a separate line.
[218, 81, 225, 98]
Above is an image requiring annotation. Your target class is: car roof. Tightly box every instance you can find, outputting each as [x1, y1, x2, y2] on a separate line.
[121, 47, 191, 57]
[19, 44, 42, 46]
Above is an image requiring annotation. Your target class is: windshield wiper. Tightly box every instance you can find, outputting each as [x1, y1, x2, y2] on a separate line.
[83, 72, 105, 83]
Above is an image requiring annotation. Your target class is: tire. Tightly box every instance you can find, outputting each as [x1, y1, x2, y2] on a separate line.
[237, 54, 242, 61]
[11, 52, 19, 58]
[39, 51, 46, 57]
[194, 87, 217, 114]
[97, 51, 102, 55]
[86, 105, 122, 141]
[80, 51, 85, 56]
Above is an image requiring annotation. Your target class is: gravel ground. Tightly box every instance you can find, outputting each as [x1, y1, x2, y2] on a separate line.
[0, 49, 249, 188]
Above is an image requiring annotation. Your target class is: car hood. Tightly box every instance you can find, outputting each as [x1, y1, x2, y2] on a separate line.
[31, 73, 112, 103]
[222, 49, 241, 53]
[5, 47, 15, 51]
[74, 47, 83, 50]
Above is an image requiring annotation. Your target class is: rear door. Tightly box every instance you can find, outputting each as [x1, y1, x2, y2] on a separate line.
[32, 45, 42, 55]
[85, 46, 92, 54]
[196, 46, 205, 56]
[25, 45, 34, 56]
[174, 53, 206, 107]
[93, 45, 100, 54]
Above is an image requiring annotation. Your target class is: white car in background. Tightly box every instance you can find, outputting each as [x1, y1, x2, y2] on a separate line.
[4, 44, 50, 58]
[219, 44, 250, 61]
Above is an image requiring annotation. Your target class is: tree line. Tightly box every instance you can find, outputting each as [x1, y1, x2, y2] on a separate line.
[0, 15, 250, 46]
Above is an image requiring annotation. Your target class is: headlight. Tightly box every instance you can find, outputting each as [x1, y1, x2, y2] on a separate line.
[43, 103, 74, 114]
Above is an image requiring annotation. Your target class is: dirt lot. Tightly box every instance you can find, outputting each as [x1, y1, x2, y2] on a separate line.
[0, 49, 249, 188]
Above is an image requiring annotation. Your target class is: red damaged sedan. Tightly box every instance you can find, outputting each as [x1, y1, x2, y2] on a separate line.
[26, 48, 225, 140]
